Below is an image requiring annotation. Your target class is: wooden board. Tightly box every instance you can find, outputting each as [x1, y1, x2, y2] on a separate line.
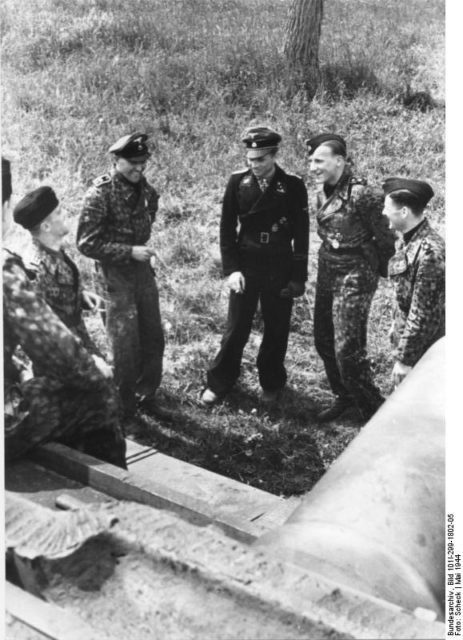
[6, 582, 100, 640]
[30, 443, 271, 542]
[125, 439, 284, 523]
[30, 440, 300, 542]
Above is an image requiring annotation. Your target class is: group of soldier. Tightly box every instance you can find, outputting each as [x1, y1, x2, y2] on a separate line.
[2, 124, 445, 467]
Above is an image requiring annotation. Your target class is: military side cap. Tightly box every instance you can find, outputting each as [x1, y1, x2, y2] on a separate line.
[242, 126, 282, 157]
[382, 177, 434, 208]
[305, 133, 347, 156]
[2, 156, 12, 204]
[108, 132, 151, 159]
[13, 186, 59, 229]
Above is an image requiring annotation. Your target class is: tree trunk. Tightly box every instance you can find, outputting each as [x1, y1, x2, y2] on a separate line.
[284, 0, 324, 101]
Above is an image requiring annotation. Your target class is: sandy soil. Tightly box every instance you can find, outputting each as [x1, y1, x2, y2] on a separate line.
[38, 501, 348, 640]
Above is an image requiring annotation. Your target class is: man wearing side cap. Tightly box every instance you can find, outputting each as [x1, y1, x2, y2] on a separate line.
[382, 178, 445, 387]
[201, 125, 309, 405]
[2, 158, 126, 467]
[77, 133, 166, 420]
[307, 133, 395, 422]
[14, 186, 102, 357]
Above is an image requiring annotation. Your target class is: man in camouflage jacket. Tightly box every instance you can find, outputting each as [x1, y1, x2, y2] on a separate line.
[77, 133, 165, 419]
[382, 178, 445, 387]
[201, 126, 309, 405]
[14, 185, 101, 355]
[307, 133, 395, 422]
[2, 158, 126, 467]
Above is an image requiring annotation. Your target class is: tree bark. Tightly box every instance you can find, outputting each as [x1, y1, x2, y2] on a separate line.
[284, 0, 324, 101]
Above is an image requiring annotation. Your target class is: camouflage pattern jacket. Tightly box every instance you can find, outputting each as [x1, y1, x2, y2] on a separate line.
[388, 218, 445, 366]
[23, 240, 98, 353]
[77, 170, 159, 265]
[3, 249, 109, 432]
[315, 168, 395, 276]
[220, 164, 309, 282]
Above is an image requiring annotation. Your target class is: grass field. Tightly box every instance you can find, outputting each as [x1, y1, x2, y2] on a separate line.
[1, 0, 445, 495]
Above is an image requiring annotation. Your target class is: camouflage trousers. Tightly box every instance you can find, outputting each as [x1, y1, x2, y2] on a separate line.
[314, 250, 384, 418]
[103, 262, 165, 417]
[4, 377, 126, 468]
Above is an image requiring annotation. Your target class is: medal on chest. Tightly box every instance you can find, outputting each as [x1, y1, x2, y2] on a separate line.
[388, 252, 408, 277]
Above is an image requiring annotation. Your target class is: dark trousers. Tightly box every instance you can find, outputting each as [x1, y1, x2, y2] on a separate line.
[207, 271, 293, 395]
[5, 378, 126, 468]
[314, 251, 384, 418]
[104, 262, 165, 417]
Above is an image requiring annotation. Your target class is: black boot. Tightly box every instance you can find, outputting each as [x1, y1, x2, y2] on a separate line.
[317, 396, 354, 423]
[137, 394, 176, 422]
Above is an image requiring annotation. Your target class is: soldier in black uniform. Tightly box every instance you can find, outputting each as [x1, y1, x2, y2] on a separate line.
[307, 133, 395, 422]
[77, 133, 167, 420]
[201, 126, 309, 405]
[2, 157, 126, 467]
[382, 178, 445, 387]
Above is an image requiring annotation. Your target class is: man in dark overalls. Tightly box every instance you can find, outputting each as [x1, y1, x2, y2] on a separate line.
[307, 133, 395, 422]
[382, 178, 445, 388]
[77, 133, 166, 420]
[201, 126, 309, 405]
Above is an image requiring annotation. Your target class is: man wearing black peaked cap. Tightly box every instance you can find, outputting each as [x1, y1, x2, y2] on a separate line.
[382, 177, 445, 387]
[77, 132, 168, 421]
[307, 133, 395, 423]
[201, 125, 309, 405]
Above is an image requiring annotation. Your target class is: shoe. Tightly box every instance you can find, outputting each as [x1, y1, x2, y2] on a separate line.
[260, 388, 281, 404]
[138, 395, 175, 421]
[200, 388, 219, 406]
[317, 396, 354, 423]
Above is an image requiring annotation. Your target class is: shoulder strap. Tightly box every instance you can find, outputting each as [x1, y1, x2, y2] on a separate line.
[92, 174, 111, 188]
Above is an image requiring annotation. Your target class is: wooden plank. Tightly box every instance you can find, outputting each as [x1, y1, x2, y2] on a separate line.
[125, 439, 282, 523]
[5, 459, 111, 510]
[6, 582, 101, 640]
[251, 496, 301, 528]
[30, 443, 265, 543]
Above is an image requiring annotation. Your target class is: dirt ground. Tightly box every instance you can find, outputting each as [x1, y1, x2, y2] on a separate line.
[37, 502, 349, 640]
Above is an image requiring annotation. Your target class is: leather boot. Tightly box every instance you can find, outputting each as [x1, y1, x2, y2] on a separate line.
[138, 394, 176, 422]
[317, 396, 354, 423]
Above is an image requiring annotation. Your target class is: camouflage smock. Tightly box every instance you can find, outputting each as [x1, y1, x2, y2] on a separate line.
[24, 239, 99, 354]
[77, 170, 159, 264]
[3, 248, 125, 466]
[388, 218, 445, 366]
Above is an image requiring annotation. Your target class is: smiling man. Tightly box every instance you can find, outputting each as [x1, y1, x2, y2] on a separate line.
[307, 133, 395, 423]
[201, 125, 309, 405]
[14, 186, 101, 356]
[77, 133, 166, 421]
[382, 177, 445, 387]
[3, 158, 125, 468]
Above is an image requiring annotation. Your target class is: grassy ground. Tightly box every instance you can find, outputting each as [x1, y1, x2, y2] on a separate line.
[1, 0, 444, 496]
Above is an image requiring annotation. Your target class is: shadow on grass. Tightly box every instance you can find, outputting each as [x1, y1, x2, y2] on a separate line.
[126, 387, 326, 497]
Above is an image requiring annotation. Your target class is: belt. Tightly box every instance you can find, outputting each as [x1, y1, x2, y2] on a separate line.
[322, 243, 363, 256]
[242, 231, 290, 245]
